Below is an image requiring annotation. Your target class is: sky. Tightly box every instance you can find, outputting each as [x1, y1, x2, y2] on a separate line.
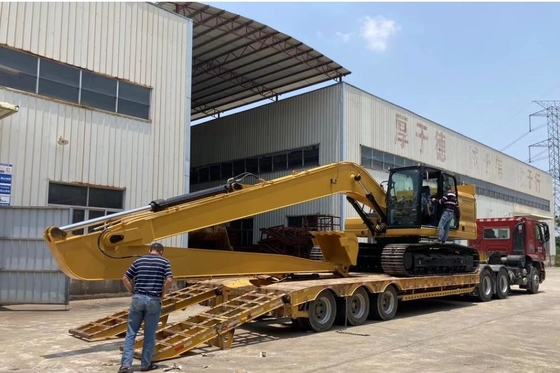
[199, 1, 560, 173]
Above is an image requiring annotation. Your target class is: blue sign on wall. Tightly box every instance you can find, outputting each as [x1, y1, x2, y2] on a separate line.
[0, 162, 12, 207]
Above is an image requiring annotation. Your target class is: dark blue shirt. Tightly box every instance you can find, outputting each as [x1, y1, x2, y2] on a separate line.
[125, 254, 172, 298]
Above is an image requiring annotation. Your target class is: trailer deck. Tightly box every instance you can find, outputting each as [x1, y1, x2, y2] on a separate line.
[71, 270, 481, 362]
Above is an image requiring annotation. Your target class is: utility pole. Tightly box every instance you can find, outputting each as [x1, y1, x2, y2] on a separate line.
[528, 100, 560, 220]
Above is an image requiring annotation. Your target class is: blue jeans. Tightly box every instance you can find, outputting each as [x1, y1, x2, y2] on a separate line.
[120, 294, 162, 368]
[437, 209, 454, 242]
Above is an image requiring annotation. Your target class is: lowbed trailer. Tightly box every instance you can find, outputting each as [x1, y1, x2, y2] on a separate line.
[43, 162, 545, 362]
[72, 269, 488, 362]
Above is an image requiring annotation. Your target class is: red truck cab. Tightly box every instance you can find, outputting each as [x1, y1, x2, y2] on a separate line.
[469, 216, 550, 285]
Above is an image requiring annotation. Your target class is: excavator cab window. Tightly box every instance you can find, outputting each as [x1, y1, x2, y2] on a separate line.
[386, 167, 422, 228]
[386, 166, 460, 230]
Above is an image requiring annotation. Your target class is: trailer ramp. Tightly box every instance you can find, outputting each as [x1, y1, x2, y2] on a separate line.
[133, 290, 286, 362]
[69, 283, 222, 341]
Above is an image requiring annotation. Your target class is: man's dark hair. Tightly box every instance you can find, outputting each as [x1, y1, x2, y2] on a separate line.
[150, 242, 164, 253]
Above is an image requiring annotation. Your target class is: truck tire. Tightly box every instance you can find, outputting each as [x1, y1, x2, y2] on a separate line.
[369, 285, 398, 321]
[493, 268, 510, 300]
[476, 269, 494, 302]
[299, 290, 337, 332]
[338, 287, 370, 326]
[526, 265, 540, 294]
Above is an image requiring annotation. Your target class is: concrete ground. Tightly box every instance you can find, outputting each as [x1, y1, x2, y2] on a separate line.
[2, 268, 560, 373]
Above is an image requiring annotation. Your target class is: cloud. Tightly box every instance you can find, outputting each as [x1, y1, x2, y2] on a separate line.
[359, 15, 399, 52]
[335, 32, 354, 42]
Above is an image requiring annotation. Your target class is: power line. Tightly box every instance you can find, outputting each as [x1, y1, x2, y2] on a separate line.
[499, 83, 560, 152]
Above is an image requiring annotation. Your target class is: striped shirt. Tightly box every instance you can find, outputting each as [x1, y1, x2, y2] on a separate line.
[439, 190, 458, 211]
[125, 254, 173, 298]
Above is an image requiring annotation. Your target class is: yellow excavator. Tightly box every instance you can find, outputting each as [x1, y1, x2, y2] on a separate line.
[43, 161, 479, 281]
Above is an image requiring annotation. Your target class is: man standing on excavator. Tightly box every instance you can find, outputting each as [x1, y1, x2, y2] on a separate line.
[432, 184, 457, 244]
[118, 242, 173, 373]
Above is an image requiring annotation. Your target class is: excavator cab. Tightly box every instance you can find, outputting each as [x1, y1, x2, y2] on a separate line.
[385, 165, 459, 230]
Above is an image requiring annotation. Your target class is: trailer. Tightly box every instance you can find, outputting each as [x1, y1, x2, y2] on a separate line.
[41, 161, 547, 362]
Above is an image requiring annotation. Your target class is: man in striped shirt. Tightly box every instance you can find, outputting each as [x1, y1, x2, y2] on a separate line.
[432, 184, 458, 243]
[118, 242, 173, 373]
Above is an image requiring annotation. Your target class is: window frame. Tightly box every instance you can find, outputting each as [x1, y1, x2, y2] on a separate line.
[0, 45, 152, 121]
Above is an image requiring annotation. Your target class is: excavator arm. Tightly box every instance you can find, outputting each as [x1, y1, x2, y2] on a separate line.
[44, 162, 388, 281]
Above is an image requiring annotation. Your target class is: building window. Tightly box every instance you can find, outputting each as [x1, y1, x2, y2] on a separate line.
[191, 144, 320, 185]
[0, 46, 38, 93]
[117, 81, 151, 119]
[228, 218, 254, 246]
[48, 182, 125, 234]
[287, 214, 341, 231]
[0, 45, 151, 120]
[80, 71, 117, 112]
[359, 144, 550, 211]
[38, 59, 80, 103]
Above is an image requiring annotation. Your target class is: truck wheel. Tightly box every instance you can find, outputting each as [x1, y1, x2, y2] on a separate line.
[369, 285, 398, 321]
[476, 269, 494, 302]
[337, 287, 370, 326]
[299, 290, 337, 332]
[493, 268, 510, 299]
[526, 266, 540, 294]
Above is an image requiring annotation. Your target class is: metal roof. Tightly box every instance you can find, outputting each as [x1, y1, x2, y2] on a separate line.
[157, 2, 352, 121]
[0, 101, 18, 120]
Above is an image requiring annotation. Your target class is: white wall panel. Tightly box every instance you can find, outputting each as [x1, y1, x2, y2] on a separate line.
[0, 3, 192, 247]
[344, 84, 553, 210]
[191, 84, 344, 240]
[191, 84, 342, 166]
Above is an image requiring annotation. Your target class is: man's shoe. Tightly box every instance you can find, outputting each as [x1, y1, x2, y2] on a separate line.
[141, 363, 159, 371]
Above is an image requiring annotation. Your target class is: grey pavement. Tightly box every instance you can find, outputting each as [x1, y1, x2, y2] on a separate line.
[2, 267, 560, 373]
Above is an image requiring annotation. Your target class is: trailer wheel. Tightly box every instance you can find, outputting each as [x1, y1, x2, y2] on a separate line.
[299, 290, 337, 332]
[369, 285, 398, 321]
[526, 265, 540, 294]
[493, 268, 510, 299]
[336, 287, 370, 326]
[476, 269, 494, 302]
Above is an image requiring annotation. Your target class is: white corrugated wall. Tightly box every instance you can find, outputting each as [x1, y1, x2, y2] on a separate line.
[343, 83, 553, 210]
[0, 3, 192, 247]
[191, 84, 343, 243]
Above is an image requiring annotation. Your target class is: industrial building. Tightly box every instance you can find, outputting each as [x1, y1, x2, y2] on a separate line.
[0, 2, 193, 303]
[0, 2, 555, 305]
[190, 83, 555, 261]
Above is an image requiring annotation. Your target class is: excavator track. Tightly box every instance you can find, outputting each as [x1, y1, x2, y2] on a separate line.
[381, 243, 480, 277]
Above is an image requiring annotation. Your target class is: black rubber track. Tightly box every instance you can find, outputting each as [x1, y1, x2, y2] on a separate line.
[381, 243, 480, 277]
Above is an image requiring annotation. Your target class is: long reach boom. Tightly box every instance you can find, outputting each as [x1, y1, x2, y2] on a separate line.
[44, 162, 389, 281]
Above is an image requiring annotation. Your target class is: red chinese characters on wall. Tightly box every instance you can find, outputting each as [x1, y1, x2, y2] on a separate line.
[495, 156, 503, 180]
[484, 152, 491, 175]
[469, 145, 479, 168]
[416, 123, 428, 154]
[527, 169, 534, 190]
[435, 131, 446, 162]
[395, 114, 409, 148]
[535, 172, 541, 192]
